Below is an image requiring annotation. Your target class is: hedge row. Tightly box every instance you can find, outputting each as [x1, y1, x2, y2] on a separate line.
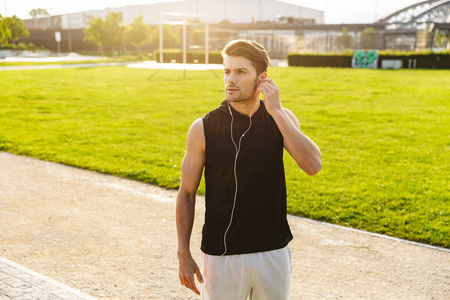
[380, 52, 450, 69]
[287, 51, 450, 69]
[287, 54, 352, 68]
[153, 49, 223, 64]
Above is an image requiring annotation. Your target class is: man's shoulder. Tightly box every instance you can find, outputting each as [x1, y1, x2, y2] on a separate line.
[203, 100, 228, 120]
[187, 118, 205, 150]
[190, 118, 204, 133]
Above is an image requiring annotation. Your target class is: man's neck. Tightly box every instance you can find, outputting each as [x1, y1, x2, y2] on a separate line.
[228, 97, 260, 117]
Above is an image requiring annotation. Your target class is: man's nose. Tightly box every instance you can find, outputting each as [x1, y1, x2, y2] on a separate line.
[226, 73, 236, 84]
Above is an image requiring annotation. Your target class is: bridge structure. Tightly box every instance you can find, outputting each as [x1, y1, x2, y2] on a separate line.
[375, 0, 450, 50]
[377, 0, 450, 29]
[213, 0, 450, 53]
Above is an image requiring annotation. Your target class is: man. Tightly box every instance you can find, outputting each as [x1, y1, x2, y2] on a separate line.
[176, 39, 321, 299]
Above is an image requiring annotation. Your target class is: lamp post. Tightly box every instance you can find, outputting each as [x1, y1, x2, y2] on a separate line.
[68, 13, 72, 52]
[259, 0, 262, 21]
[224, 0, 227, 21]
[374, 0, 378, 22]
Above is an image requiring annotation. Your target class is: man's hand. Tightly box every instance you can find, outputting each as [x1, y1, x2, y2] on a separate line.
[258, 78, 283, 116]
[178, 254, 203, 295]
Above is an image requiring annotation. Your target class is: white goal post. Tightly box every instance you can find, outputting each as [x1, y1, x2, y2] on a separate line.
[159, 12, 209, 64]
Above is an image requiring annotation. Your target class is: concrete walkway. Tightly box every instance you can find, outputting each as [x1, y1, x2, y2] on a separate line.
[0, 60, 286, 72]
[0, 257, 96, 299]
[0, 62, 131, 71]
[1, 151, 449, 299]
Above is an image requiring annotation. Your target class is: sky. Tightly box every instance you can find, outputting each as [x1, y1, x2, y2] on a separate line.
[1, 0, 427, 24]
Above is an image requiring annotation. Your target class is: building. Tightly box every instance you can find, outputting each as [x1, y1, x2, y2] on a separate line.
[20, 0, 450, 57]
[21, 0, 323, 57]
[52, 0, 323, 29]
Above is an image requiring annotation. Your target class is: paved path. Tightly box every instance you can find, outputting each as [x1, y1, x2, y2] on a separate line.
[0, 257, 96, 299]
[0, 60, 284, 72]
[0, 62, 131, 71]
[0, 61, 222, 72]
[1, 151, 449, 299]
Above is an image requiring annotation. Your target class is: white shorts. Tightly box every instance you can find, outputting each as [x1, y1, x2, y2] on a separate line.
[201, 245, 292, 300]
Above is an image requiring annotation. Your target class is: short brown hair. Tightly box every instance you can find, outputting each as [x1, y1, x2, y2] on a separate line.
[222, 39, 270, 75]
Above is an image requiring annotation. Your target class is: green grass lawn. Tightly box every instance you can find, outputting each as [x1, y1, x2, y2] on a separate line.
[0, 66, 448, 248]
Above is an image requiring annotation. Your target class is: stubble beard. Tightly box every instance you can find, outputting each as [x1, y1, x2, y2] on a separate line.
[225, 78, 259, 104]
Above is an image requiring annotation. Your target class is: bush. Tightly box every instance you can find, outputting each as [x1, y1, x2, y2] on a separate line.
[287, 51, 450, 69]
[379, 50, 450, 69]
[0, 42, 45, 51]
[153, 49, 223, 64]
[287, 52, 352, 68]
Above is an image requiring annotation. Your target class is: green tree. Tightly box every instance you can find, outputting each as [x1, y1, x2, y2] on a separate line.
[155, 24, 181, 49]
[125, 15, 153, 55]
[84, 16, 106, 56]
[334, 27, 354, 50]
[29, 8, 50, 18]
[435, 32, 448, 49]
[0, 15, 12, 45]
[360, 27, 380, 49]
[84, 12, 125, 56]
[4, 16, 29, 44]
[103, 12, 123, 53]
[0, 15, 29, 48]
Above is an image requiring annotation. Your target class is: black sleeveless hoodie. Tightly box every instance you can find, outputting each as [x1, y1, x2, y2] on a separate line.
[201, 100, 293, 255]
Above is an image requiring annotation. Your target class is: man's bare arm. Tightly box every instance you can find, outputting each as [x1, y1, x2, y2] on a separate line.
[259, 78, 321, 175]
[176, 118, 205, 295]
[277, 108, 321, 175]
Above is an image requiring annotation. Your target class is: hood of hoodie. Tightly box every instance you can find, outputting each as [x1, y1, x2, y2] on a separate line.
[215, 99, 266, 120]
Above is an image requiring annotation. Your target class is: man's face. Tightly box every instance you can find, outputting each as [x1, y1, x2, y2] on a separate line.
[223, 56, 261, 103]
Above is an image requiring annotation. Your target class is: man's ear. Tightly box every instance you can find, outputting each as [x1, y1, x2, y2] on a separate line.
[259, 72, 268, 80]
